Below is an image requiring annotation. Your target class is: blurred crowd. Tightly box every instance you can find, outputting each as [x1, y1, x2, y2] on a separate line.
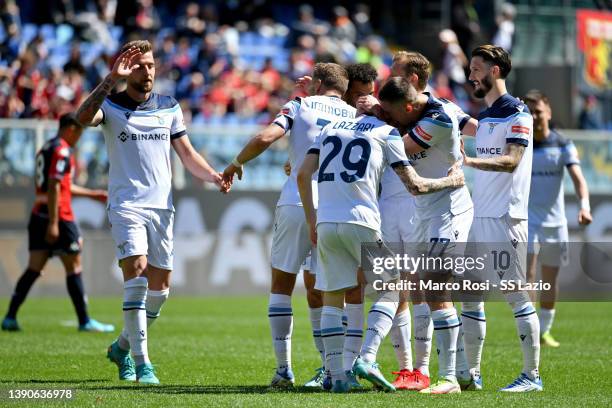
[0, 0, 608, 189]
[0, 0, 533, 125]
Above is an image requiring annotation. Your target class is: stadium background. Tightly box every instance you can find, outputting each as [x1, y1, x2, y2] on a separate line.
[0, 0, 610, 298]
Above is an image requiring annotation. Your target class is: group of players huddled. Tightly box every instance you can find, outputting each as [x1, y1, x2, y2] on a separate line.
[2, 40, 591, 393]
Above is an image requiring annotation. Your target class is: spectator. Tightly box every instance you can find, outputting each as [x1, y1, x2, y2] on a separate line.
[451, 0, 481, 55]
[134, 0, 161, 36]
[579, 95, 604, 130]
[439, 29, 468, 96]
[177, 2, 206, 39]
[492, 3, 516, 53]
[353, 3, 373, 42]
[63, 44, 86, 75]
[291, 4, 330, 45]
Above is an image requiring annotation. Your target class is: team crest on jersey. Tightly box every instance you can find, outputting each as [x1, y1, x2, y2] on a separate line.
[124, 111, 131, 119]
[488, 123, 497, 134]
[118, 131, 128, 142]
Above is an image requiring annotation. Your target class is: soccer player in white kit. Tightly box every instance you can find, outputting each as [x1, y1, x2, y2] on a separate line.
[222, 63, 356, 388]
[297, 112, 465, 392]
[378, 77, 474, 394]
[75, 41, 225, 384]
[360, 52, 480, 391]
[463, 45, 542, 392]
[523, 90, 592, 348]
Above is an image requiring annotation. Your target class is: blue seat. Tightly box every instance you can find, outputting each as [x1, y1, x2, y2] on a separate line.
[56, 24, 74, 45]
[21, 24, 38, 45]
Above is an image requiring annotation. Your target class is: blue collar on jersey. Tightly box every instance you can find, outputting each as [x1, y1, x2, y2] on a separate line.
[533, 129, 568, 149]
[478, 93, 529, 120]
[107, 91, 177, 112]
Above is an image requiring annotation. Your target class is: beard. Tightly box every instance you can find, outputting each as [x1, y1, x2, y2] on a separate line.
[131, 79, 153, 93]
[472, 74, 493, 99]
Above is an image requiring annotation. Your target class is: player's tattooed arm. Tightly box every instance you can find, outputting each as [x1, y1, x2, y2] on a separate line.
[462, 142, 525, 173]
[393, 161, 465, 195]
[297, 153, 319, 245]
[76, 47, 142, 127]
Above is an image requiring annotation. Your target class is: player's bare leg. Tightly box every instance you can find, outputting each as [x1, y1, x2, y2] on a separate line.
[2, 251, 49, 331]
[526, 253, 539, 302]
[60, 252, 114, 332]
[268, 267, 297, 387]
[539, 264, 560, 347]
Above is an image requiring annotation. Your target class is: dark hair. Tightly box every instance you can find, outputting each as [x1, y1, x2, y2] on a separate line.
[59, 113, 81, 130]
[378, 77, 418, 104]
[345, 63, 377, 85]
[392, 51, 431, 91]
[312, 63, 349, 94]
[524, 89, 550, 106]
[120, 40, 153, 55]
[471, 44, 512, 78]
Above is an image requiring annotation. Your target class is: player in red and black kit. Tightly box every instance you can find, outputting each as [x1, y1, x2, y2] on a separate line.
[2, 114, 114, 332]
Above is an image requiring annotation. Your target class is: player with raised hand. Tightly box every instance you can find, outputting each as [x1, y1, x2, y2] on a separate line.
[524, 90, 592, 348]
[298, 98, 465, 392]
[75, 40, 225, 385]
[223, 63, 356, 388]
[462, 44, 542, 392]
[378, 77, 474, 394]
[2, 114, 113, 333]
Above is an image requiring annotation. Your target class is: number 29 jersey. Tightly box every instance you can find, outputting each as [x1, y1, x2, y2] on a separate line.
[309, 115, 410, 231]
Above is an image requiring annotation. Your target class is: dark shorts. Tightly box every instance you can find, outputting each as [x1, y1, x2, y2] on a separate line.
[28, 213, 82, 256]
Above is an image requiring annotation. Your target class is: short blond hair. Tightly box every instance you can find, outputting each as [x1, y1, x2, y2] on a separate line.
[392, 51, 431, 91]
[312, 63, 349, 94]
[119, 40, 153, 55]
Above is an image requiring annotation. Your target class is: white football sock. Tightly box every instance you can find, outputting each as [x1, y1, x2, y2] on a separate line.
[268, 293, 293, 371]
[308, 307, 325, 365]
[360, 292, 398, 363]
[508, 294, 540, 380]
[538, 308, 555, 334]
[412, 303, 432, 376]
[390, 307, 413, 371]
[461, 301, 486, 376]
[321, 306, 345, 381]
[123, 277, 149, 366]
[455, 322, 469, 380]
[146, 288, 170, 326]
[343, 303, 364, 372]
[118, 288, 170, 351]
[431, 307, 460, 381]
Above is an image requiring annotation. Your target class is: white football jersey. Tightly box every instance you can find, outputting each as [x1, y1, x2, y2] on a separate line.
[99, 92, 187, 210]
[406, 94, 472, 219]
[309, 115, 410, 231]
[273, 95, 356, 207]
[529, 130, 580, 227]
[473, 93, 533, 219]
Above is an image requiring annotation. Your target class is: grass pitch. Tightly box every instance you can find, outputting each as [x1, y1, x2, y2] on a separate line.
[0, 296, 611, 407]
